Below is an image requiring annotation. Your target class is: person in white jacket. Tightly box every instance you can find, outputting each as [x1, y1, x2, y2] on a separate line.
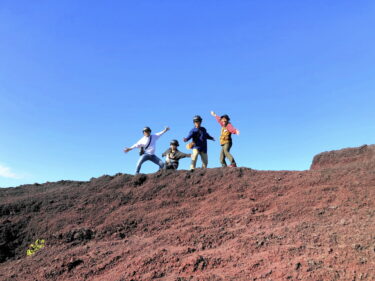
[123, 126, 170, 174]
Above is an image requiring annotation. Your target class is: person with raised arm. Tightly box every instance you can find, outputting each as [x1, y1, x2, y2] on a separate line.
[124, 126, 170, 174]
[210, 111, 240, 167]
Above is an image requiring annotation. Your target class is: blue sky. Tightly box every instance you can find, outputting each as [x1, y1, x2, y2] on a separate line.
[1, 0, 374, 187]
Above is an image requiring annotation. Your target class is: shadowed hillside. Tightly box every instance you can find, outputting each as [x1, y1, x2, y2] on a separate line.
[1, 145, 375, 281]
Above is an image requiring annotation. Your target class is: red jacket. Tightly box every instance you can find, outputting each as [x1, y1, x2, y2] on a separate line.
[215, 116, 238, 134]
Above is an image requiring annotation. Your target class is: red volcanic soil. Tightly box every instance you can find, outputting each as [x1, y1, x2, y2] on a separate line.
[1, 145, 375, 281]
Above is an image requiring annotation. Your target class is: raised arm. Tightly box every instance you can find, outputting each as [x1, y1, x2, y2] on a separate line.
[156, 126, 170, 137]
[211, 111, 223, 126]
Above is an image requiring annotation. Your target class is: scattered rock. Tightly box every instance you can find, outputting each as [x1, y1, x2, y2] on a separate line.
[353, 244, 364, 251]
[295, 262, 302, 270]
[65, 229, 94, 243]
[67, 259, 84, 271]
[193, 256, 208, 272]
[132, 174, 147, 186]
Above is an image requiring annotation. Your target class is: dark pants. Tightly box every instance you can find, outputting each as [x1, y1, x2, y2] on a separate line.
[220, 142, 236, 167]
[135, 154, 164, 174]
[165, 161, 179, 170]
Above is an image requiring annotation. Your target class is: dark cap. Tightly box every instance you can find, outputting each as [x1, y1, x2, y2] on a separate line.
[220, 114, 230, 121]
[170, 139, 179, 146]
[142, 127, 151, 133]
[193, 115, 202, 122]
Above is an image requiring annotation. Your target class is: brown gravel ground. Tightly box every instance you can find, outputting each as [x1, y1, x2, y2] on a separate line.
[1, 145, 375, 281]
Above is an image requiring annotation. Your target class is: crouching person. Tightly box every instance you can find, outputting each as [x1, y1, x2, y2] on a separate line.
[162, 140, 191, 170]
[123, 126, 169, 174]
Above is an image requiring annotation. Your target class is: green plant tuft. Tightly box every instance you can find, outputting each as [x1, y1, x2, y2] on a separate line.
[26, 239, 45, 256]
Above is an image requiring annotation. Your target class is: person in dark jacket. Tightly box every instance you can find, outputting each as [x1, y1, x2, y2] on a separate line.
[162, 140, 191, 170]
[183, 115, 215, 170]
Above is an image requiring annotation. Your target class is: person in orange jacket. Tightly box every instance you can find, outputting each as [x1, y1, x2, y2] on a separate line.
[210, 111, 240, 167]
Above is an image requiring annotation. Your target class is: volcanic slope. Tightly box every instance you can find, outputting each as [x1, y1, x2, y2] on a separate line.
[1, 145, 375, 281]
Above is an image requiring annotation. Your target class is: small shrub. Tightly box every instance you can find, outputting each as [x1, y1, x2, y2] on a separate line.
[26, 239, 45, 256]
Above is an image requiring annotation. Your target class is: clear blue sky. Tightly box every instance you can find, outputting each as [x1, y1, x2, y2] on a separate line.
[1, 0, 374, 187]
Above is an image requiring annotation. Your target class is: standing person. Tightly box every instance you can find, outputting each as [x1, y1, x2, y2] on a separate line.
[183, 115, 215, 171]
[210, 111, 240, 167]
[123, 126, 170, 174]
[162, 140, 191, 170]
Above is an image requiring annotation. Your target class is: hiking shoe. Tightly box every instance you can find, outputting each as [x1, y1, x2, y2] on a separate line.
[229, 163, 237, 167]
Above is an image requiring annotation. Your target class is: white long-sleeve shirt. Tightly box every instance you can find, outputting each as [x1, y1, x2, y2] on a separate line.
[130, 130, 167, 155]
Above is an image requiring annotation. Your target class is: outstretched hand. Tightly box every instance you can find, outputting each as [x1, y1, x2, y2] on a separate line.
[236, 129, 240, 135]
[123, 148, 132, 153]
[183, 138, 188, 142]
[165, 126, 170, 132]
[210, 111, 216, 117]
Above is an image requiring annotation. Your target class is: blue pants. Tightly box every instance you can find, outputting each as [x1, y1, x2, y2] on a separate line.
[136, 154, 164, 174]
